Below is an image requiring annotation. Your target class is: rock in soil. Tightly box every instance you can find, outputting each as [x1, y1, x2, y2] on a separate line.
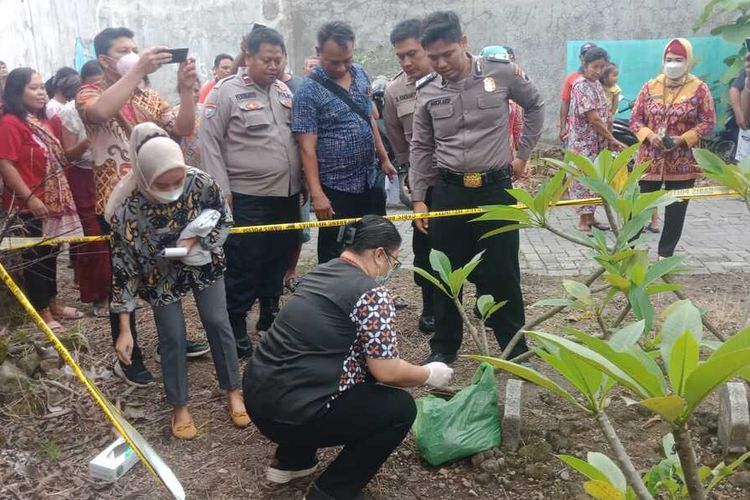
[17, 351, 41, 377]
[518, 438, 553, 463]
[524, 463, 548, 480]
[479, 458, 503, 474]
[729, 470, 750, 489]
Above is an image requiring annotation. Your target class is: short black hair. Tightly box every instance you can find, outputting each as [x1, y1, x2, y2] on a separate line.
[94, 27, 135, 57]
[390, 19, 422, 46]
[341, 215, 402, 253]
[420, 11, 462, 47]
[50, 67, 81, 100]
[582, 47, 609, 66]
[213, 53, 234, 68]
[80, 60, 104, 82]
[243, 26, 285, 55]
[3, 68, 43, 120]
[317, 21, 355, 49]
[600, 62, 618, 84]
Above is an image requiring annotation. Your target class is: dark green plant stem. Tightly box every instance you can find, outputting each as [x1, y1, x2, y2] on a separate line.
[603, 202, 621, 239]
[543, 223, 598, 249]
[611, 304, 631, 329]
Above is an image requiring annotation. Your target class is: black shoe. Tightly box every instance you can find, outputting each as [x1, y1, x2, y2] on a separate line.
[421, 352, 457, 365]
[186, 340, 210, 358]
[304, 483, 337, 500]
[418, 314, 435, 334]
[113, 360, 154, 387]
[266, 457, 319, 484]
[256, 297, 279, 333]
[237, 345, 254, 359]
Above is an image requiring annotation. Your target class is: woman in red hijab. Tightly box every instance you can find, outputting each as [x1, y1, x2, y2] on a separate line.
[629, 38, 716, 258]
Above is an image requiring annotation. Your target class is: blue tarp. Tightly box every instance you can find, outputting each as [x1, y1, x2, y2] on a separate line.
[566, 37, 738, 121]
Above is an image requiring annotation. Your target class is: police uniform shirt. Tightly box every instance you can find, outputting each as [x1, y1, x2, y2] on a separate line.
[199, 72, 302, 198]
[383, 70, 417, 166]
[409, 54, 545, 201]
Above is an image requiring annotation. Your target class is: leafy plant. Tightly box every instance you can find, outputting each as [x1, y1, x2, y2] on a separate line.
[411, 249, 505, 355]
[694, 0, 750, 86]
[559, 451, 637, 500]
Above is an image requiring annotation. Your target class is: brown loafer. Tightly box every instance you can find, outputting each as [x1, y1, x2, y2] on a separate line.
[228, 407, 252, 428]
[171, 415, 197, 440]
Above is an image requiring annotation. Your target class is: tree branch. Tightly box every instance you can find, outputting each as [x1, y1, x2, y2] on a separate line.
[596, 411, 653, 500]
[673, 424, 706, 500]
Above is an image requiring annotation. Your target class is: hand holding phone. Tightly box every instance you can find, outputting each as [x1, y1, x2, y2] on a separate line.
[165, 48, 189, 64]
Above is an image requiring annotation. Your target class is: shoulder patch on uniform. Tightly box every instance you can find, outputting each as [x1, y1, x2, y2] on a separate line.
[274, 79, 291, 93]
[486, 54, 510, 63]
[204, 104, 216, 119]
[416, 72, 437, 90]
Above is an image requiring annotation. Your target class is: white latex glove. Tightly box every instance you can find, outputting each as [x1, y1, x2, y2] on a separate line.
[424, 362, 454, 388]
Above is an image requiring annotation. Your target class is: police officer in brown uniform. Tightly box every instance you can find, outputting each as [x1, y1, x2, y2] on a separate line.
[410, 11, 545, 364]
[383, 19, 436, 334]
[200, 26, 302, 357]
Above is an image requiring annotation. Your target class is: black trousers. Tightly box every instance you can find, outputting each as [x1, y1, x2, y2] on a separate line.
[98, 216, 144, 366]
[429, 176, 527, 357]
[317, 184, 386, 264]
[639, 179, 695, 258]
[413, 188, 434, 315]
[224, 193, 300, 342]
[248, 382, 416, 500]
[20, 216, 58, 311]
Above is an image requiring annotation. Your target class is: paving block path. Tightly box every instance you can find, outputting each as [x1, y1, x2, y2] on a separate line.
[299, 198, 750, 276]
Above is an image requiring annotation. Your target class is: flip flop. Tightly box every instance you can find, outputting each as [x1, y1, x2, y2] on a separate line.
[54, 306, 84, 320]
[92, 303, 110, 318]
[46, 320, 66, 334]
[591, 221, 611, 231]
[645, 223, 661, 234]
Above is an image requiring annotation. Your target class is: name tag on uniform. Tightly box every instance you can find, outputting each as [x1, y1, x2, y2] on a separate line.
[429, 97, 451, 107]
[396, 92, 416, 102]
[235, 92, 257, 101]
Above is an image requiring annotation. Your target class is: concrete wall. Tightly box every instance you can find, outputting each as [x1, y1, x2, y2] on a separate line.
[1, 0, 726, 139]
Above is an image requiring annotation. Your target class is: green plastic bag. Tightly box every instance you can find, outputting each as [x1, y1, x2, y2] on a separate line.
[412, 363, 501, 466]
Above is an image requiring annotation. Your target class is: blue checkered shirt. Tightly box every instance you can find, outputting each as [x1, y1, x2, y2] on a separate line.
[292, 64, 377, 193]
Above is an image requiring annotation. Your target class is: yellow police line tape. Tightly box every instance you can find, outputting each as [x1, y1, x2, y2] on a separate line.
[0, 262, 185, 498]
[0, 185, 739, 251]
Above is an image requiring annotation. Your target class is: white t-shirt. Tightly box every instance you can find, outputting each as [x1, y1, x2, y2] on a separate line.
[58, 101, 92, 166]
[45, 98, 65, 119]
[737, 128, 750, 162]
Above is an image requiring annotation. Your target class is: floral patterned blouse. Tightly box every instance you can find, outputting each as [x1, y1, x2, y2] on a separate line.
[567, 76, 609, 158]
[629, 75, 716, 181]
[109, 168, 232, 313]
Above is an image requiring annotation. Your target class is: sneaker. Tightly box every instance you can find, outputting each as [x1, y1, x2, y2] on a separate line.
[266, 458, 318, 484]
[113, 361, 155, 387]
[256, 297, 279, 333]
[418, 314, 435, 334]
[155, 341, 211, 363]
[186, 340, 210, 358]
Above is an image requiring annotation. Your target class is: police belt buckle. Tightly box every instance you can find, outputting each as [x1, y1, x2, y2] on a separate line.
[462, 173, 483, 188]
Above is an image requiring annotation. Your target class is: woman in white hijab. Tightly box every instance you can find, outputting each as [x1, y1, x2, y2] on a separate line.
[106, 122, 249, 439]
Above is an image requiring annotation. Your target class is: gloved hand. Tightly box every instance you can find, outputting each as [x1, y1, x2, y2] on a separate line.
[424, 362, 454, 388]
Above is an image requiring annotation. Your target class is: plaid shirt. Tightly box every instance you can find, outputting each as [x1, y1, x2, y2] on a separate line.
[292, 64, 377, 193]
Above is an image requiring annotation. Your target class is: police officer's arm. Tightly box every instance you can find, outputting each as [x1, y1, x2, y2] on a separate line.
[371, 113, 397, 180]
[409, 93, 438, 233]
[198, 86, 233, 207]
[507, 65, 545, 175]
[383, 87, 410, 166]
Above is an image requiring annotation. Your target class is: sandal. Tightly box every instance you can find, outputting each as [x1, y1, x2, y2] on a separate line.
[92, 302, 110, 318]
[591, 221, 611, 231]
[228, 406, 252, 428]
[52, 306, 84, 320]
[171, 414, 197, 440]
[645, 223, 661, 234]
[45, 320, 66, 334]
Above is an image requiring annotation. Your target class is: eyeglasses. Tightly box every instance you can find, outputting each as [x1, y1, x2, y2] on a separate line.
[385, 250, 402, 271]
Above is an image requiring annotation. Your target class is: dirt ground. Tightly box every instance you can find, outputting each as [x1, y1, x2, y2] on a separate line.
[2, 256, 750, 499]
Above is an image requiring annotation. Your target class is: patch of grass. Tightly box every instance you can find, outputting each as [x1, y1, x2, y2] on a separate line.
[38, 436, 61, 462]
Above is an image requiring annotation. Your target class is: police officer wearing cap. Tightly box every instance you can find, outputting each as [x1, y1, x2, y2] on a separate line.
[410, 11, 545, 365]
[383, 18, 437, 335]
[199, 26, 302, 358]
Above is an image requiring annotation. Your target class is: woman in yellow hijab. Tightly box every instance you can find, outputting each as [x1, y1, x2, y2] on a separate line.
[629, 38, 716, 258]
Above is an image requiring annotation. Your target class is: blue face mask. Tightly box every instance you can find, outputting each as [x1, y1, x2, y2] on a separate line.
[374, 250, 400, 286]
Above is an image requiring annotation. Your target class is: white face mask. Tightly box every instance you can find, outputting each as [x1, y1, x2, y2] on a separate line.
[664, 61, 688, 80]
[150, 187, 183, 204]
[116, 52, 140, 76]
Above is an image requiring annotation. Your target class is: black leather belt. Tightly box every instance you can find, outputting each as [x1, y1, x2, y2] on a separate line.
[440, 165, 511, 188]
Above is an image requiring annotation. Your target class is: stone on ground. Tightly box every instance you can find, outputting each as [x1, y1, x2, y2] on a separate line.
[718, 382, 749, 455]
[503, 379, 524, 451]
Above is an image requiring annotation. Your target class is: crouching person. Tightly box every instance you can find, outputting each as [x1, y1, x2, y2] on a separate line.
[107, 123, 249, 439]
[243, 215, 454, 499]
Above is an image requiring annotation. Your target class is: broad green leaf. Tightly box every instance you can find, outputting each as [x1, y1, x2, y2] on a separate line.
[409, 266, 448, 296]
[471, 205, 530, 223]
[565, 328, 667, 398]
[578, 177, 619, 208]
[546, 171, 572, 215]
[557, 455, 608, 482]
[536, 350, 597, 407]
[529, 332, 652, 399]
[693, 148, 728, 173]
[479, 223, 529, 240]
[667, 332, 700, 396]
[610, 144, 640, 184]
[476, 295, 494, 317]
[468, 355, 590, 413]
[448, 252, 484, 297]
[559, 348, 603, 402]
[506, 188, 536, 210]
[706, 451, 750, 493]
[584, 480, 625, 500]
[609, 321, 646, 351]
[588, 452, 627, 493]
[532, 298, 576, 307]
[638, 396, 687, 423]
[683, 348, 750, 415]
[646, 283, 682, 295]
[630, 262, 646, 287]
[713, 20, 750, 44]
[632, 191, 676, 218]
[485, 300, 506, 320]
[604, 273, 630, 291]
[621, 160, 652, 194]
[708, 324, 750, 360]
[428, 249, 452, 287]
[617, 211, 654, 247]
[659, 300, 703, 363]
[643, 256, 686, 285]
[563, 150, 598, 177]
[628, 286, 654, 332]
[662, 433, 677, 462]
[563, 279, 593, 305]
